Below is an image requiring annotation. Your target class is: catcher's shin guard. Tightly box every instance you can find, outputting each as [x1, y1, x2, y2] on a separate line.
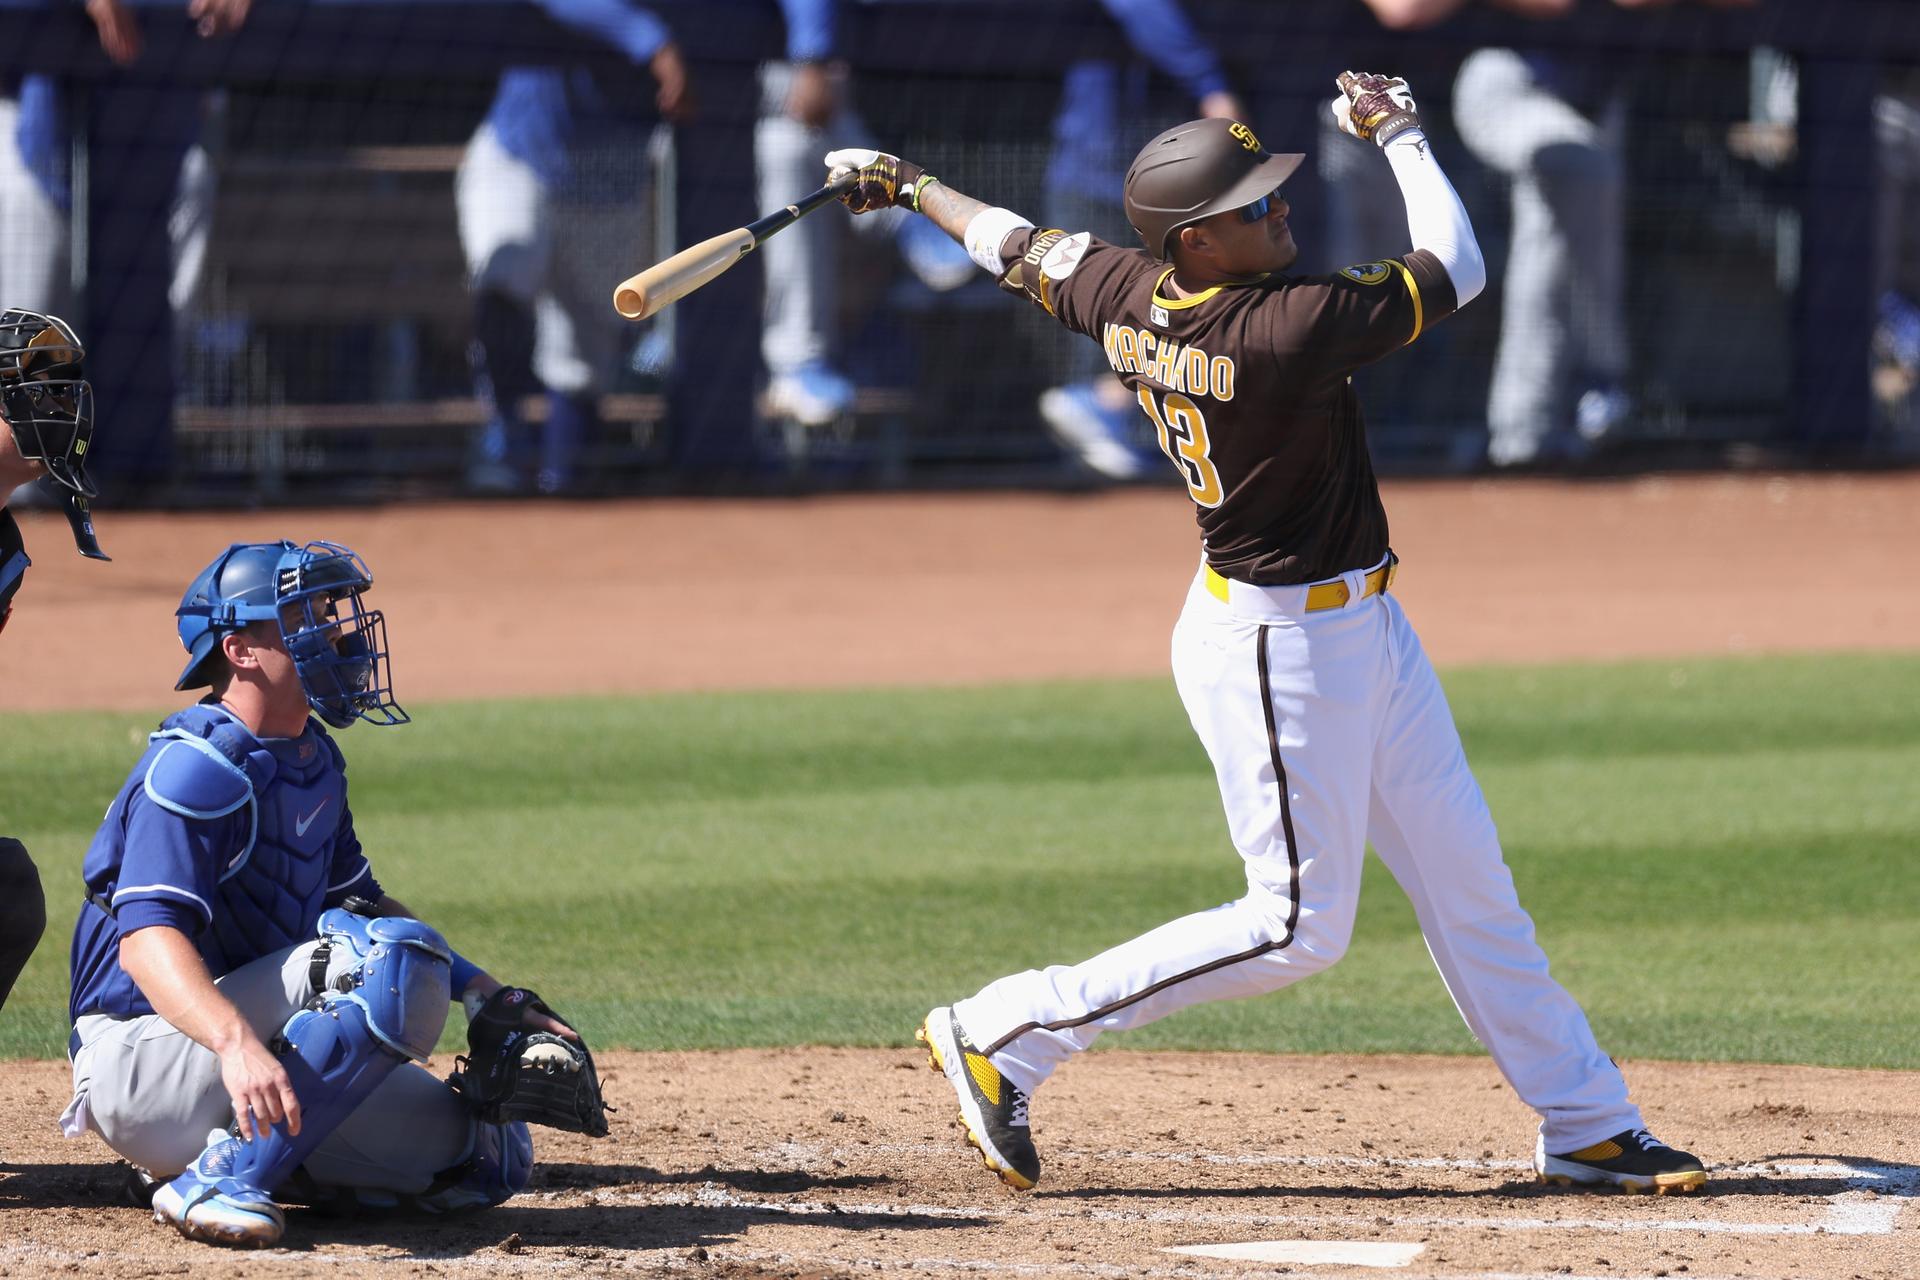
[155, 916, 452, 1244]
[414, 1119, 534, 1213]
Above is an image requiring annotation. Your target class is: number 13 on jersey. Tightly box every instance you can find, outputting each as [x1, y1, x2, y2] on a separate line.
[1137, 387, 1224, 507]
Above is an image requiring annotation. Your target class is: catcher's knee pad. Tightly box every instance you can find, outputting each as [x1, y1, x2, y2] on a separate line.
[316, 908, 453, 1061]
[415, 1120, 533, 1213]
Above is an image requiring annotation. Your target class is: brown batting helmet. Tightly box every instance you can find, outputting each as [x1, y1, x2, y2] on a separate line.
[1123, 119, 1304, 260]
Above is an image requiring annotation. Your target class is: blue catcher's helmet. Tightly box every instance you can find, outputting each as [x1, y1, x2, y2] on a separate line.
[174, 540, 408, 729]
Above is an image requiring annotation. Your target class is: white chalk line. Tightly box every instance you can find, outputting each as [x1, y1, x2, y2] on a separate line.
[0, 1241, 1833, 1280]
[697, 1244, 1800, 1280]
[751, 1141, 1917, 1238]
[622, 1176, 1909, 1239]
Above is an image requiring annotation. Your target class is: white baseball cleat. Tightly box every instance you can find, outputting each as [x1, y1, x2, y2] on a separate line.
[917, 1006, 1041, 1190]
[1535, 1128, 1708, 1195]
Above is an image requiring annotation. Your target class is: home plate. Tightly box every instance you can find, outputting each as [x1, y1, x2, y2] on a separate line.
[1165, 1240, 1426, 1267]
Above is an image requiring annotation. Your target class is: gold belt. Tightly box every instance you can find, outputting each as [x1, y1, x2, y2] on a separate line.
[1204, 555, 1397, 611]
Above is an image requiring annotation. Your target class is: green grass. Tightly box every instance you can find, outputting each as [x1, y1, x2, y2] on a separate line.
[2, 653, 1916, 1068]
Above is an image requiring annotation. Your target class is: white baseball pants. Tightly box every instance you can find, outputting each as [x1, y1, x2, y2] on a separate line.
[954, 558, 1643, 1153]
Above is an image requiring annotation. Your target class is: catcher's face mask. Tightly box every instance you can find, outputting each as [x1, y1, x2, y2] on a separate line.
[174, 539, 407, 728]
[274, 543, 408, 730]
[0, 309, 108, 562]
[0, 309, 95, 497]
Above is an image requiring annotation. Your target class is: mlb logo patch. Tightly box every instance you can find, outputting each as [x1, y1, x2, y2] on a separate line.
[1150, 304, 1170, 327]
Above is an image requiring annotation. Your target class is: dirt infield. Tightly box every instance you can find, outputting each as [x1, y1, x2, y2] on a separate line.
[2, 1051, 1915, 1279]
[2, 474, 1916, 1277]
[6, 473, 1919, 709]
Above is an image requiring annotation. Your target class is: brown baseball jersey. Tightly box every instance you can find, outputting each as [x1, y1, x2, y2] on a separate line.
[1000, 230, 1458, 585]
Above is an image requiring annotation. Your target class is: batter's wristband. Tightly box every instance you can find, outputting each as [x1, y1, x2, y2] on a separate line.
[905, 174, 939, 213]
[449, 949, 482, 998]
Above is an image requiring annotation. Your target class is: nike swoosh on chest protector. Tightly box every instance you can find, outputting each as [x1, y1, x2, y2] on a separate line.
[294, 799, 330, 837]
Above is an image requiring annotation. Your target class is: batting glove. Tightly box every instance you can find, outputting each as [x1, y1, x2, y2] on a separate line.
[1331, 71, 1422, 147]
[824, 148, 938, 214]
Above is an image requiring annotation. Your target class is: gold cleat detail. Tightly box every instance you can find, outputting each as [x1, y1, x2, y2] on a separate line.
[1654, 1171, 1709, 1195]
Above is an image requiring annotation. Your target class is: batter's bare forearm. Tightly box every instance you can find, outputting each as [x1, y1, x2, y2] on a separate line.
[916, 181, 995, 247]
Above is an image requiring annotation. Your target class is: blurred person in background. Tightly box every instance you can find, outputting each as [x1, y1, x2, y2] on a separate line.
[1034, 0, 1250, 482]
[1, 308, 105, 1038]
[457, 0, 696, 496]
[755, 0, 977, 430]
[1736, 53, 1920, 434]
[0, 0, 245, 500]
[1337, 0, 1752, 470]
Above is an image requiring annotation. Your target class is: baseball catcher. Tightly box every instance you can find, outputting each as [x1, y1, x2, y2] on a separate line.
[63, 539, 609, 1249]
[824, 72, 1708, 1198]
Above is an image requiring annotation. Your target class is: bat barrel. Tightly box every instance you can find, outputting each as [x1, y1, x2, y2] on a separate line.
[612, 178, 852, 322]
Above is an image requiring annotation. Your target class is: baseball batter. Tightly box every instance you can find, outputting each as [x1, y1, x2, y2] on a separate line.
[824, 73, 1707, 1196]
[63, 538, 607, 1249]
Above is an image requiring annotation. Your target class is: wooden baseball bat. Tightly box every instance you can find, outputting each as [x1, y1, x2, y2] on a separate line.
[613, 174, 856, 321]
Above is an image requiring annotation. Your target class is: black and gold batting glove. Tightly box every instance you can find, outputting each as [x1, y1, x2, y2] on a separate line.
[1331, 71, 1422, 148]
[823, 148, 939, 214]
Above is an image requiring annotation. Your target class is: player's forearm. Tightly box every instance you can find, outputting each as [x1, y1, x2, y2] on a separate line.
[120, 926, 254, 1055]
[1384, 131, 1485, 305]
[914, 181, 992, 246]
[914, 182, 1045, 283]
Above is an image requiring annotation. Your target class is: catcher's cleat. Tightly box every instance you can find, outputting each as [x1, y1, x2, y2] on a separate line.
[1535, 1128, 1708, 1195]
[150, 1129, 285, 1248]
[123, 1164, 159, 1209]
[917, 1006, 1040, 1190]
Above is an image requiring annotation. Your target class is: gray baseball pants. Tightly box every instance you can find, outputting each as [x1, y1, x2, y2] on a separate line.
[65, 939, 477, 1192]
[1453, 49, 1628, 466]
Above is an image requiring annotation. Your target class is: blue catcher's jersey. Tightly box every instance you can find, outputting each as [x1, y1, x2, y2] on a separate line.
[68, 702, 384, 1024]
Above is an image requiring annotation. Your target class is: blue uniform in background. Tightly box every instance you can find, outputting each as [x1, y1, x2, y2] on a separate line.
[485, 0, 671, 190]
[1047, 0, 1232, 206]
[460, 0, 675, 494]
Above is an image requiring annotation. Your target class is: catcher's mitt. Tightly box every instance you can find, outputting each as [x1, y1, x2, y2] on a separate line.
[447, 988, 612, 1137]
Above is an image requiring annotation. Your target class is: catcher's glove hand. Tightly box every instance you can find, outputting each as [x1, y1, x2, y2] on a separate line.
[1332, 71, 1422, 147]
[447, 988, 612, 1138]
[824, 148, 938, 214]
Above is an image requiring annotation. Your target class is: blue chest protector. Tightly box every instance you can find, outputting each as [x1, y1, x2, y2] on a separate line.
[134, 705, 350, 971]
[70, 705, 376, 1023]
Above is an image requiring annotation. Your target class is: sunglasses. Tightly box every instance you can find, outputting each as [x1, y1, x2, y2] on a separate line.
[1239, 189, 1283, 223]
